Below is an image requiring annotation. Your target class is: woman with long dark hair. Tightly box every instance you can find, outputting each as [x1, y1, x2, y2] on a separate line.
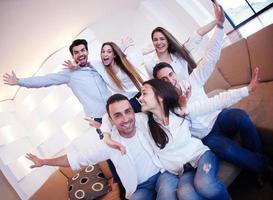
[137, 76, 258, 199]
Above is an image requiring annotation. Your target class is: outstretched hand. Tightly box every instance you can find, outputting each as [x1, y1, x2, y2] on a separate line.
[121, 36, 134, 52]
[248, 67, 259, 92]
[63, 60, 79, 70]
[25, 153, 44, 168]
[84, 117, 102, 129]
[213, 0, 225, 26]
[3, 71, 18, 85]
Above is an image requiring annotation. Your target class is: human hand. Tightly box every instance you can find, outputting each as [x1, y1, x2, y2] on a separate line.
[84, 117, 102, 129]
[3, 71, 18, 85]
[248, 67, 259, 92]
[121, 36, 134, 52]
[25, 153, 44, 168]
[213, 0, 225, 27]
[62, 60, 79, 70]
[104, 133, 127, 155]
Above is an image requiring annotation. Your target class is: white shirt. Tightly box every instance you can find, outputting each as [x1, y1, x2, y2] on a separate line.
[144, 31, 203, 81]
[67, 113, 163, 199]
[143, 86, 249, 175]
[101, 85, 248, 176]
[120, 132, 159, 184]
[177, 27, 229, 138]
[18, 62, 111, 118]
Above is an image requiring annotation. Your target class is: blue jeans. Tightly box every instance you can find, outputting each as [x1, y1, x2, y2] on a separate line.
[202, 108, 268, 173]
[130, 171, 178, 200]
[177, 151, 230, 200]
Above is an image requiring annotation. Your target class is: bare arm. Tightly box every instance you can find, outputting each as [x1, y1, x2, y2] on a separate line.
[26, 153, 70, 168]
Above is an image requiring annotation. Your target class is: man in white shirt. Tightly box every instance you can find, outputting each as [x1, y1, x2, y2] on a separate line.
[152, 62, 269, 177]
[26, 94, 178, 200]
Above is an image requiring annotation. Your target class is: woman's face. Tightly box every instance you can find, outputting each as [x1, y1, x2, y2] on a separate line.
[152, 31, 169, 54]
[101, 44, 115, 66]
[139, 84, 159, 112]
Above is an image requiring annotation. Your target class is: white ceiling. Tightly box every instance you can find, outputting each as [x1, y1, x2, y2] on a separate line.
[0, 0, 141, 101]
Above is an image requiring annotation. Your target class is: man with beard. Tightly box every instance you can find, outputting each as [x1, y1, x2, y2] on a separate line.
[26, 94, 178, 200]
[3, 39, 111, 122]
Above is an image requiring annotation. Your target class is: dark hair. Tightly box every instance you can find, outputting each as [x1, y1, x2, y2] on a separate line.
[69, 39, 88, 55]
[143, 79, 187, 149]
[106, 94, 129, 117]
[101, 42, 143, 91]
[151, 27, 197, 74]
[153, 62, 175, 79]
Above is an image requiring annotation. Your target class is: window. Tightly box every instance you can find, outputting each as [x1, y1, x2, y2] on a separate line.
[216, 0, 273, 28]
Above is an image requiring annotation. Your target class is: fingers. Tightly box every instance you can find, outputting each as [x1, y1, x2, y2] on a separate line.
[25, 153, 35, 160]
[84, 116, 93, 121]
[253, 67, 259, 82]
[3, 73, 11, 79]
[119, 146, 127, 155]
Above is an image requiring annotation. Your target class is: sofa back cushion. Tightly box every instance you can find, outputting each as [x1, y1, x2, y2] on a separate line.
[204, 68, 231, 93]
[247, 24, 273, 82]
[216, 38, 252, 86]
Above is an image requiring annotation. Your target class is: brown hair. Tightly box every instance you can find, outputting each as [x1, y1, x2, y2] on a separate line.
[143, 79, 187, 149]
[151, 27, 197, 74]
[101, 42, 143, 91]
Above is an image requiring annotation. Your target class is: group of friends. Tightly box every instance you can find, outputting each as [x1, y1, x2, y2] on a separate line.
[3, 1, 272, 200]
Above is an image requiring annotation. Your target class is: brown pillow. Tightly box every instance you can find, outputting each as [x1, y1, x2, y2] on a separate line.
[67, 164, 111, 200]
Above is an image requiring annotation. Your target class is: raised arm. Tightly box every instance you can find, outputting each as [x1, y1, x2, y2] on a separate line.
[188, 2, 225, 86]
[184, 0, 224, 52]
[120, 36, 148, 80]
[25, 153, 70, 168]
[186, 68, 259, 118]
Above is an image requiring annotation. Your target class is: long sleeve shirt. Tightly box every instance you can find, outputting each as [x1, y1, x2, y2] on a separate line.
[18, 62, 111, 118]
[179, 27, 229, 138]
[144, 31, 203, 81]
[67, 113, 163, 199]
[146, 87, 249, 176]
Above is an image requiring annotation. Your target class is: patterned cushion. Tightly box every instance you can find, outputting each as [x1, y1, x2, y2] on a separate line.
[67, 164, 111, 200]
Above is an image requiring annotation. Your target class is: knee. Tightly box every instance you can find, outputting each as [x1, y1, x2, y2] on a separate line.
[194, 178, 226, 199]
[177, 184, 195, 200]
[232, 109, 250, 121]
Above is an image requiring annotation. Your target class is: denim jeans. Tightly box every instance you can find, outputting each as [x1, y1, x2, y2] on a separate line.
[202, 108, 268, 173]
[177, 151, 230, 200]
[130, 171, 178, 200]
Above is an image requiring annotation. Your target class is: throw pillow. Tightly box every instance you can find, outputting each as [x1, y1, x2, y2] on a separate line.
[67, 164, 111, 200]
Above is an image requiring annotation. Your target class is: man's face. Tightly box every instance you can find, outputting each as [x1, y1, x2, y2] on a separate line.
[101, 44, 115, 67]
[156, 67, 181, 93]
[109, 100, 136, 138]
[72, 44, 88, 67]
